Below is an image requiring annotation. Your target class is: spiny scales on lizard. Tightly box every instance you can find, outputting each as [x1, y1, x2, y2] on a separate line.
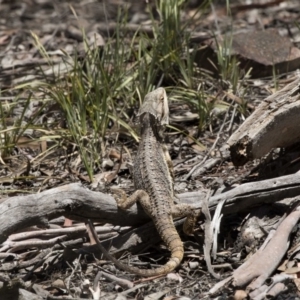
[94, 88, 201, 277]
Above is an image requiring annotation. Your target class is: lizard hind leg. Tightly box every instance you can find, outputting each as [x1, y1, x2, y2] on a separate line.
[171, 204, 201, 236]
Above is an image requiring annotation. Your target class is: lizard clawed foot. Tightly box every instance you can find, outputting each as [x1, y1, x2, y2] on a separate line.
[111, 188, 141, 210]
[110, 188, 128, 209]
[183, 209, 202, 236]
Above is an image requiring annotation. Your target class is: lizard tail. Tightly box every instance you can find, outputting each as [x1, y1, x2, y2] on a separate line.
[90, 218, 184, 277]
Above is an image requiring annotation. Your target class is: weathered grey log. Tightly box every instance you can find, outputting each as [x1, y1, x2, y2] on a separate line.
[1, 171, 300, 245]
[227, 74, 300, 166]
[0, 184, 149, 244]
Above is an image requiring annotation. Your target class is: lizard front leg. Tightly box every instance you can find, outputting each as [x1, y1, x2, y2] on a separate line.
[111, 188, 153, 217]
[171, 204, 201, 236]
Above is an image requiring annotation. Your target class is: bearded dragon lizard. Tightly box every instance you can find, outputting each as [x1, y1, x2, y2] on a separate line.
[91, 88, 200, 277]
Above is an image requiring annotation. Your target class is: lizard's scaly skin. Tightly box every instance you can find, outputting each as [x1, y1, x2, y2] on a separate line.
[95, 88, 200, 277]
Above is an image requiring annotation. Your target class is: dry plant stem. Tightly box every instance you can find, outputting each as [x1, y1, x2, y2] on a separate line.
[0, 249, 51, 272]
[208, 277, 232, 295]
[227, 103, 238, 134]
[211, 199, 226, 259]
[202, 190, 221, 279]
[90, 271, 102, 299]
[86, 222, 97, 245]
[47, 297, 90, 300]
[1, 57, 63, 71]
[66, 254, 82, 293]
[211, 263, 233, 270]
[232, 208, 300, 290]
[89, 283, 100, 300]
[8, 225, 115, 241]
[100, 271, 134, 289]
[3, 231, 117, 253]
[0, 253, 18, 259]
[117, 283, 148, 296]
[1, 235, 67, 252]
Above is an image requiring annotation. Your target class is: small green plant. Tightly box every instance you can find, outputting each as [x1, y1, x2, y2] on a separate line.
[215, 33, 241, 92]
[272, 64, 279, 91]
[39, 38, 140, 180]
[147, 0, 210, 88]
[0, 92, 48, 159]
[169, 86, 212, 135]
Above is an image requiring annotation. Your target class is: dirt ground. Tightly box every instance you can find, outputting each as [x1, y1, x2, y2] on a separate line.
[1, 0, 300, 299]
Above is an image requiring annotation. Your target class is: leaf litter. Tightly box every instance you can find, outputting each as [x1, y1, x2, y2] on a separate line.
[1, 0, 300, 299]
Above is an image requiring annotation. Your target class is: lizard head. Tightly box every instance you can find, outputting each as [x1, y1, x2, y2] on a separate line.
[137, 87, 169, 126]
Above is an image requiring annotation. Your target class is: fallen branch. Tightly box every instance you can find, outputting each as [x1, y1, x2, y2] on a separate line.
[1, 171, 300, 246]
[208, 170, 300, 214]
[0, 184, 149, 244]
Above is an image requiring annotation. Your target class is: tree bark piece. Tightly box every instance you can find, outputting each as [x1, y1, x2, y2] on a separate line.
[227, 74, 300, 166]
